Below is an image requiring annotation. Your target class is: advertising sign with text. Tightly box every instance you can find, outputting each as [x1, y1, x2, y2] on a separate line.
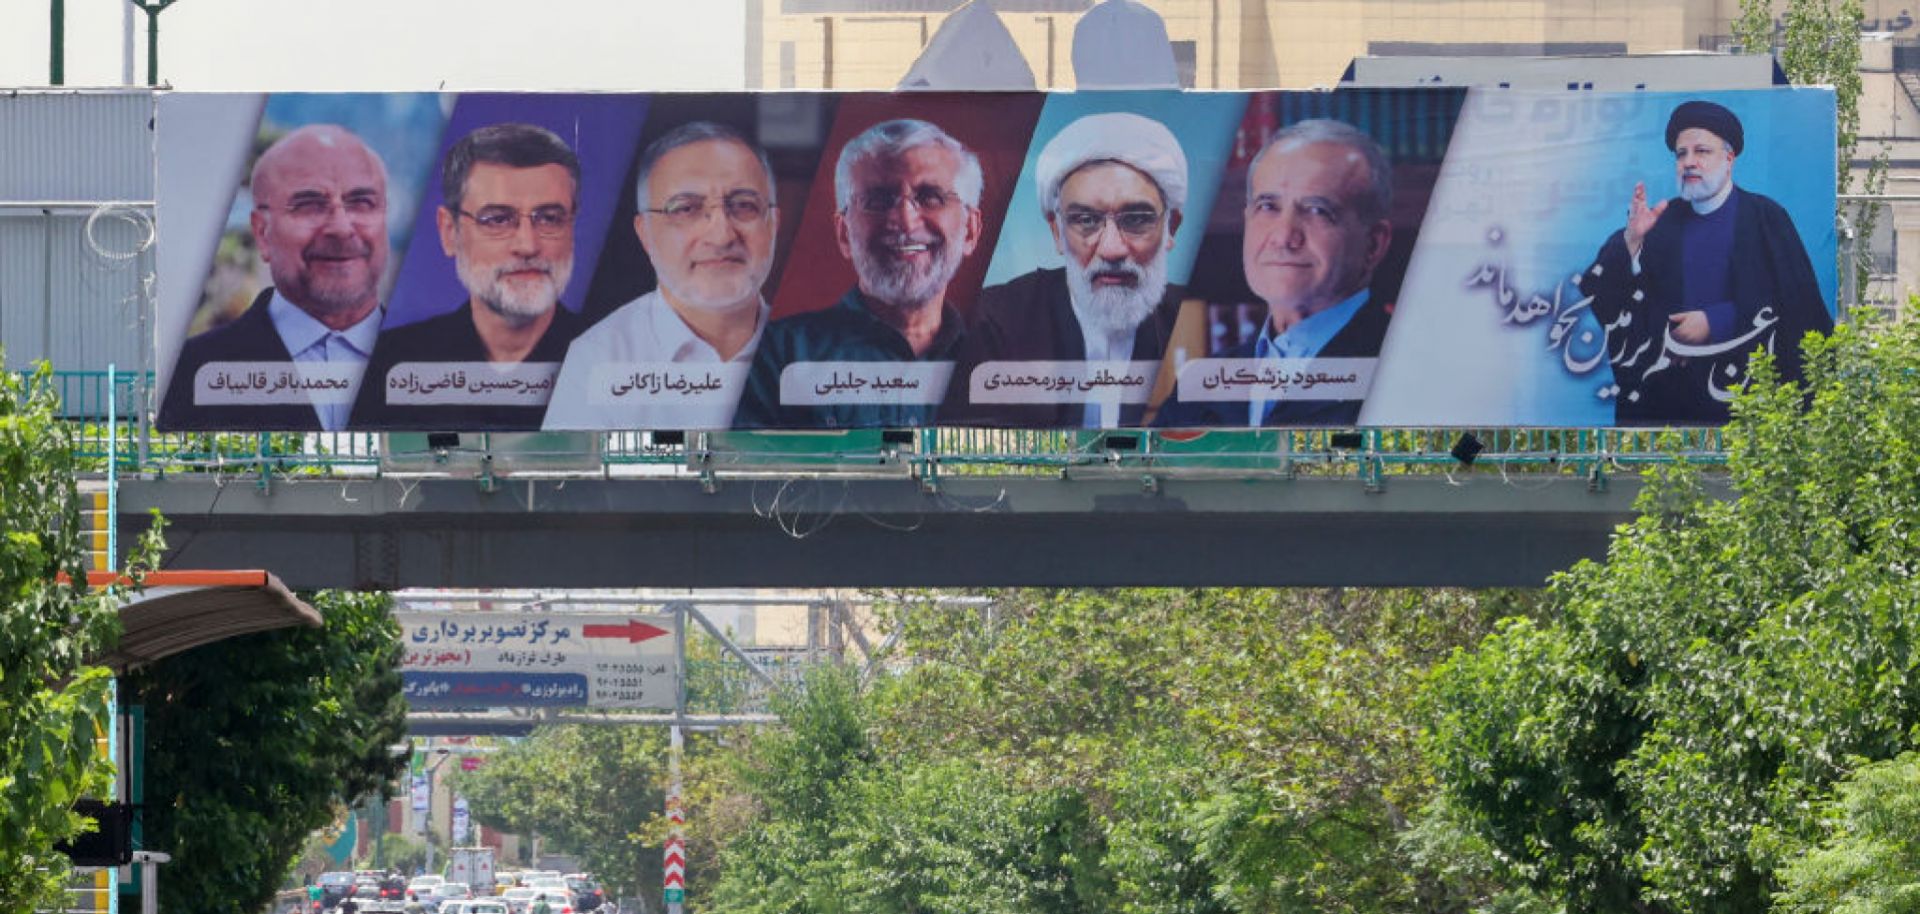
[157, 88, 1835, 431]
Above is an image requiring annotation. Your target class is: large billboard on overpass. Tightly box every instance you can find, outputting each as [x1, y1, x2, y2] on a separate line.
[155, 88, 1835, 432]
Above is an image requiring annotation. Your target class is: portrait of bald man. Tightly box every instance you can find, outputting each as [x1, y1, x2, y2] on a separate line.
[950, 111, 1190, 428]
[161, 124, 391, 431]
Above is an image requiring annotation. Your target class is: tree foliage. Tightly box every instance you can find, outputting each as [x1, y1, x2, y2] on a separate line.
[0, 362, 157, 913]
[121, 590, 408, 914]
[452, 724, 670, 901]
[1425, 314, 1920, 914]
[1773, 752, 1920, 914]
[702, 588, 1546, 914]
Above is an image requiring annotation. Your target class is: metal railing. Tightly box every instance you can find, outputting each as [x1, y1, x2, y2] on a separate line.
[22, 370, 1728, 484]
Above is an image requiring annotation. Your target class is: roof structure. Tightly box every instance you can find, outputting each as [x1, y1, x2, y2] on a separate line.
[82, 570, 321, 672]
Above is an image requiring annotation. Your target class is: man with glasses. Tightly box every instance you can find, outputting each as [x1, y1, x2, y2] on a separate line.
[1157, 118, 1395, 428]
[735, 118, 983, 429]
[1577, 100, 1828, 425]
[545, 121, 777, 429]
[951, 111, 1188, 428]
[353, 122, 585, 429]
[161, 123, 391, 431]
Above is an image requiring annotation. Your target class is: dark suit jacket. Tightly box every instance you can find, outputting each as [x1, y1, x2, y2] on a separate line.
[159, 288, 328, 431]
[944, 267, 1184, 428]
[1577, 186, 1831, 426]
[349, 301, 583, 431]
[1154, 294, 1393, 428]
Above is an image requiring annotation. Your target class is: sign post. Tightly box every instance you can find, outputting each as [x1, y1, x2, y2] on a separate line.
[664, 726, 685, 914]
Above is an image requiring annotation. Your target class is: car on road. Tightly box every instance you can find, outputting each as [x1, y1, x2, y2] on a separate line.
[562, 875, 603, 912]
[317, 872, 358, 909]
[499, 887, 537, 914]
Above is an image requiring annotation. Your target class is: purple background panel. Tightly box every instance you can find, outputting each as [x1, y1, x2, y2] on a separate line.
[381, 93, 651, 330]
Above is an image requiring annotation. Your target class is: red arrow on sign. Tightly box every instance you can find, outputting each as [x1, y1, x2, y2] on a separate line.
[582, 619, 671, 643]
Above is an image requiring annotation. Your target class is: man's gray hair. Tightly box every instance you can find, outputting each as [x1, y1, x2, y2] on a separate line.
[1249, 119, 1394, 221]
[635, 121, 778, 210]
[833, 119, 983, 213]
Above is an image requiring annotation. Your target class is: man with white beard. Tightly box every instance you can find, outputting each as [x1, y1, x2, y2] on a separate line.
[1576, 99, 1829, 425]
[352, 123, 584, 429]
[544, 121, 778, 430]
[735, 118, 984, 429]
[950, 111, 1188, 428]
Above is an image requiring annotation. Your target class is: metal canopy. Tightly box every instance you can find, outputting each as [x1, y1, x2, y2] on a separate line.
[86, 570, 321, 672]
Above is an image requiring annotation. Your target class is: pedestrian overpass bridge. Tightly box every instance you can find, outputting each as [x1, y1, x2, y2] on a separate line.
[45, 367, 1728, 590]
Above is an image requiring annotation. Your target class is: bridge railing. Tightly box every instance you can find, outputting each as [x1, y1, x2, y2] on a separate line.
[25, 370, 1727, 480]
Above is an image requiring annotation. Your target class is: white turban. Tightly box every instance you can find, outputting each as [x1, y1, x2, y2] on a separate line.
[1034, 111, 1189, 215]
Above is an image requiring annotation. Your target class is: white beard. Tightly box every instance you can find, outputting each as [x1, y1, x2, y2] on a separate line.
[850, 230, 964, 311]
[461, 253, 573, 327]
[1063, 248, 1167, 338]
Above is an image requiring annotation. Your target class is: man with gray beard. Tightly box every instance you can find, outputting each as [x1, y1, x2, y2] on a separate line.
[736, 118, 984, 429]
[949, 112, 1189, 428]
[353, 123, 584, 429]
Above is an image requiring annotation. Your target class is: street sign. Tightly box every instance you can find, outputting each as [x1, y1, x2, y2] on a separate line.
[395, 612, 677, 709]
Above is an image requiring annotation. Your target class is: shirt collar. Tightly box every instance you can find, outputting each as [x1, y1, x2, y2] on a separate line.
[268, 289, 382, 358]
[1255, 288, 1369, 361]
[839, 287, 965, 359]
[643, 289, 768, 363]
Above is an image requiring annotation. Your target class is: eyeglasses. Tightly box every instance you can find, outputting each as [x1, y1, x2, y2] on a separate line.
[645, 192, 771, 227]
[854, 187, 962, 216]
[1060, 206, 1163, 239]
[455, 204, 574, 239]
[267, 191, 385, 224]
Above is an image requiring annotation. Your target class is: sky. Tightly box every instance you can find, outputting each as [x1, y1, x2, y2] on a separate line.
[0, 0, 748, 90]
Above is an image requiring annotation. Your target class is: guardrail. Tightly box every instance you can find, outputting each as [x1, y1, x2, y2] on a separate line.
[22, 369, 1726, 483]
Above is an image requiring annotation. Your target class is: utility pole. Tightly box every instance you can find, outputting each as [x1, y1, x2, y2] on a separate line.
[49, 0, 63, 84]
[128, 0, 180, 86]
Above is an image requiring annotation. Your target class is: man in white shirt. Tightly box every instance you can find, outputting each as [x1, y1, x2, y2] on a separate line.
[544, 122, 776, 430]
[160, 124, 391, 431]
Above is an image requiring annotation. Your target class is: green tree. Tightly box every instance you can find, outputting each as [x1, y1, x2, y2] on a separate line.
[1772, 752, 1920, 913]
[704, 589, 1542, 914]
[121, 590, 408, 914]
[0, 362, 155, 912]
[1425, 313, 1920, 913]
[452, 724, 669, 901]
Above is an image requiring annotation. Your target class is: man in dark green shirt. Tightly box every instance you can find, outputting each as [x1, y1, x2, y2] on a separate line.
[736, 118, 984, 428]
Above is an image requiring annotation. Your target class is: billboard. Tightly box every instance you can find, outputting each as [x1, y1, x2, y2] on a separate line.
[396, 612, 678, 710]
[155, 88, 1835, 432]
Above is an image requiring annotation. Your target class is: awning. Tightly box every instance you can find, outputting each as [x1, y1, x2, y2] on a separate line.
[82, 570, 322, 673]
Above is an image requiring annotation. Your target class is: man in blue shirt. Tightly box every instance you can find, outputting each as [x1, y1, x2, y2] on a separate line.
[1157, 118, 1395, 427]
[161, 124, 392, 431]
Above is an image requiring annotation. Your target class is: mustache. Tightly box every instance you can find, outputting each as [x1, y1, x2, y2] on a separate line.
[304, 237, 373, 259]
[1087, 258, 1145, 285]
[493, 256, 558, 280]
[870, 231, 941, 254]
